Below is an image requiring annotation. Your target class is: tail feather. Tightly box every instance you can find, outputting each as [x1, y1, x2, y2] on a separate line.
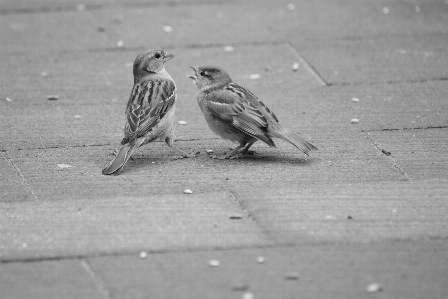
[270, 127, 318, 155]
[102, 144, 134, 175]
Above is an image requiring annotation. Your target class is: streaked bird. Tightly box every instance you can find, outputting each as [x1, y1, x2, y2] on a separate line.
[188, 66, 317, 159]
[102, 49, 189, 175]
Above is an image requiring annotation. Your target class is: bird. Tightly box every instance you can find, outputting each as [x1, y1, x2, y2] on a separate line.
[102, 49, 189, 175]
[188, 66, 317, 159]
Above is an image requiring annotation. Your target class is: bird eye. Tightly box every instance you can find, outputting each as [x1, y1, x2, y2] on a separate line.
[154, 53, 161, 59]
[199, 71, 206, 76]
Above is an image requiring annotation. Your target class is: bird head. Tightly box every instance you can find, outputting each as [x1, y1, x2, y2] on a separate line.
[133, 49, 174, 83]
[188, 66, 232, 90]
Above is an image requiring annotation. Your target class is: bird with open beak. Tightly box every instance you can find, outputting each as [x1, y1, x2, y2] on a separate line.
[188, 66, 317, 159]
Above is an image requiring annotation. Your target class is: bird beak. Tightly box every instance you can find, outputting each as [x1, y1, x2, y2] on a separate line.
[163, 51, 174, 62]
[188, 66, 198, 80]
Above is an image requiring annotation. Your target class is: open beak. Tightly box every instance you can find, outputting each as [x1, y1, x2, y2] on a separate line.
[188, 66, 199, 80]
[163, 51, 174, 62]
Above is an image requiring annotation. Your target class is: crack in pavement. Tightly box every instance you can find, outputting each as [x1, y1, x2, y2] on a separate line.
[2, 151, 38, 200]
[81, 259, 113, 299]
[229, 190, 275, 246]
[286, 41, 329, 87]
[365, 132, 410, 181]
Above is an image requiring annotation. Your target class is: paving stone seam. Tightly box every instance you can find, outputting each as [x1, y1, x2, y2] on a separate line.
[363, 125, 448, 133]
[365, 132, 411, 181]
[286, 41, 329, 87]
[0, 243, 277, 264]
[329, 77, 448, 87]
[81, 259, 113, 299]
[1, 151, 39, 200]
[0, 0, 236, 16]
[2, 138, 220, 152]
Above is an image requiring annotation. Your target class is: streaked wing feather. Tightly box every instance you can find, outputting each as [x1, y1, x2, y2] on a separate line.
[124, 79, 176, 140]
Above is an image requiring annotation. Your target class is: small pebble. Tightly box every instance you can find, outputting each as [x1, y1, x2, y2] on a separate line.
[381, 149, 391, 156]
[47, 95, 59, 101]
[366, 283, 383, 293]
[5, 97, 13, 102]
[58, 164, 74, 168]
[249, 74, 261, 80]
[74, 115, 82, 119]
[76, 4, 86, 11]
[178, 120, 187, 125]
[392, 209, 397, 213]
[162, 26, 173, 33]
[292, 62, 300, 71]
[224, 46, 234, 52]
[347, 215, 353, 220]
[350, 119, 359, 124]
[229, 213, 243, 219]
[139, 251, 147, 259]
[97, 26, 107, 32]
[351, 97, 359, 102]
[286, 3, 295, 11]
[183, 189, 193, 194]
[206, 149, 214, 153]
[242, 293, 254, 299]
[257, 256, 265, 263]
[22, 242, 27, 248]
[285, 272, 300, 280]
[382, 7, 390, 14]
[209, 259, 220, 267]
[116, 40, 124, 48]
[41, 71, 49, 77]
[325, 215, 336, 220]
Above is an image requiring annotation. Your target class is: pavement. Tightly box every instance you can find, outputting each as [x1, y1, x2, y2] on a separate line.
[1, 0, 448, 298]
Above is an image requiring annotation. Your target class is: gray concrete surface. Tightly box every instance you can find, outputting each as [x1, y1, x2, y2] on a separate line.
[1, 0, 447, 298]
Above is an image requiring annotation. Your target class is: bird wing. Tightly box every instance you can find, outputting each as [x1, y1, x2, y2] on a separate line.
[205, 83, 275, 146]
[124, 79, 176, 142]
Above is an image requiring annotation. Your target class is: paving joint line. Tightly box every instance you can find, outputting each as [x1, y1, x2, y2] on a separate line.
[286, 41, 329, 87]
[1, 151, 38, 200]
[81, 259, 113, 299]
[0, 0, 235, 15]
[229, 190, 276, 246]
[88, 40, 285, 53]
[331, 77, 448, 86]
[363, 125, 448, 133]
[365, 132, 410, 181]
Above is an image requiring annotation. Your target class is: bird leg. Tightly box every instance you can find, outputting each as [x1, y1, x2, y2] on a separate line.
[240, 142, 258, 156]
[165, 136, 195, 160]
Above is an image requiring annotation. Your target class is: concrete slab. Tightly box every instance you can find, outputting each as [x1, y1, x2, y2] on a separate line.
[234, 180, 448, 244]
[303, 81, 448, 133]
[0, 260, 103, 299]
[368, 128, 448, 180]
[0, 192, 271, 260]
[293, 34, 448, 85]
[88, 241, 448, 299]
[0, 11, 112, 53]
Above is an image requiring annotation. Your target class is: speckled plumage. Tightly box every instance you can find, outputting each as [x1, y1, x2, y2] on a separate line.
[189, 66, 317, 158]
[102, 49, 185, 175]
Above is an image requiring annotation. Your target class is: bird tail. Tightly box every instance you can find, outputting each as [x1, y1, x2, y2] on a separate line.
[270, 126, 318, 156]
[102, 143, 135, 175]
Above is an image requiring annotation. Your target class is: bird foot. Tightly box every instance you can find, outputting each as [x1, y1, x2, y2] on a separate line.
[241, 150, 258, 156]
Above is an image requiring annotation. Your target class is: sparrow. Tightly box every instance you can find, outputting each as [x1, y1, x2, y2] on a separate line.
[102, 49, 189, 175]
[188, 66, 317, 159]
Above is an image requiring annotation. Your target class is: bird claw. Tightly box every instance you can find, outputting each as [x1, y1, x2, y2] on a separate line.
[242, 150, 258, 156]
